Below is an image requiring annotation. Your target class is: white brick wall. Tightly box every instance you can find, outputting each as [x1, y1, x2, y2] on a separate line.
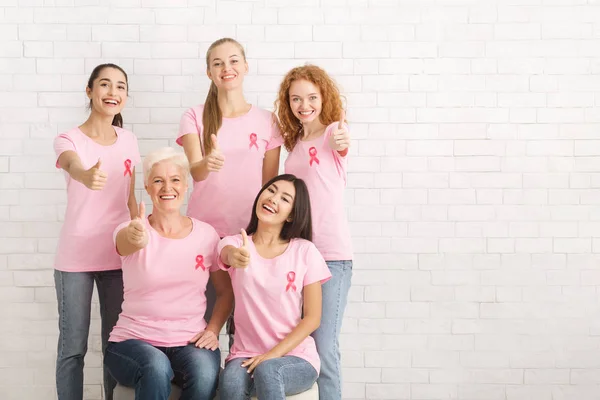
[1, 0, 600, 399]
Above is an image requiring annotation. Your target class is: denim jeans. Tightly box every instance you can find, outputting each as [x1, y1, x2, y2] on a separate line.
[311, 260, 352, 400]
[219, 356, 317, 400]
[54, 269, 123, 400]
[104, 339, 220, 400]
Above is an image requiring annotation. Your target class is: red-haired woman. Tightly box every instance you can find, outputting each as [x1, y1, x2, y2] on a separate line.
[275, 65, 353, 400]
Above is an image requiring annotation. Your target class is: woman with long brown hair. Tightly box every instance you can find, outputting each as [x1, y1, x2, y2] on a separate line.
[53, 63, 140, 400]
[177, 38, 282, 325]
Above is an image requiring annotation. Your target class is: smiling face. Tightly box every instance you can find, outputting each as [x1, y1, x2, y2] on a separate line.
[206, 41, 248, 91]
[289, 79, 323, 125]
[255, 180, 296, 227]
[87, 67, 128, 118]
[146, 161, 187, 214]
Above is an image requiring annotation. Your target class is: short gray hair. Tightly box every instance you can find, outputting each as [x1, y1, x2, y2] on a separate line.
[143, 147, 190, 184]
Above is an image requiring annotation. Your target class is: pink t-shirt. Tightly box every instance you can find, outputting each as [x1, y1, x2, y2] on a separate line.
[53, 127, 141, 272]
[177, 105, 283, 237]
[109, 217, 220, 347]
[284, 122, 353, 261]
[218, 234, 331, 373]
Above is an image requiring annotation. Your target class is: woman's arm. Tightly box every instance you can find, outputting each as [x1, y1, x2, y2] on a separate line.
[190, 270, 234, 350]
[262, 147, 281, 185]
[57, 151, 107, 190]
[206, 271, 234, 335]
[127, 167, 137, 219]
[243, 281, 323, 372]
[181, 133, 210, 182]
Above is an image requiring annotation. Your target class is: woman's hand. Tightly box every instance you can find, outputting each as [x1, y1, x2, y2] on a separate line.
[241, 351, 278, 374]
[189, 330, 219, 351]
[126, 202, 148, 248]
[329, 110, 350, 152]
[205, 134, 225, 172]
[227, 229, 251, 269]
[80, 158, 108, 190]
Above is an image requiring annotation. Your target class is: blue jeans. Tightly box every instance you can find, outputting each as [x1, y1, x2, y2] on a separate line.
[104, 339, 220, 400]
[220, 356, 317, 400]
[54, 269, 123, 400]
[312, 260, 352, 400]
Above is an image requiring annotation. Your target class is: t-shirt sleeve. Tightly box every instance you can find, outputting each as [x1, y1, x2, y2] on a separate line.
[53, 133, 76, 168]
[177, 107, 201, 146]
[216, 234, 242, 271]
[266, 118, 284, 151]
[303, 242, 332, 286]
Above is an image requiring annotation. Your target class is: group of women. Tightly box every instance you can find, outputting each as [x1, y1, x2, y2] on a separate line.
[53, 37, 353, 400]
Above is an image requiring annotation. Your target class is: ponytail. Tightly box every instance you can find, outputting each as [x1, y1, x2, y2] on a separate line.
[201, 82, 221, 156]
[112, 113, 123, 128]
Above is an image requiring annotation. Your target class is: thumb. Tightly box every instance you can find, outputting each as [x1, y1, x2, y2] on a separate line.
[241, 229, 249, 248]
[138, 201, 145, 220]
[211, 134, 219, 152]
[93, 158, 102, 170]
[338, 109, 346, 130]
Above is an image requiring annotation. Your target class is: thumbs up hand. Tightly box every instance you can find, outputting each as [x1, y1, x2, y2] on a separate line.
[82, 158, 108, 190]
[330, 110, 350, 152]
[227, 229, 251, 269]
[126, 201, 148, 248]
[205, 134, 225, 172]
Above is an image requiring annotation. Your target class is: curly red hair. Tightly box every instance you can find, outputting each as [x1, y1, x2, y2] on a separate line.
[274, 65, 344, 152]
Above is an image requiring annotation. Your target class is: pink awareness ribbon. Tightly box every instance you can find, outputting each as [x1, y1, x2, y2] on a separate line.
[286, 271, 297, 292]
[249, 133, 258, 150]
[195, 255, 206, 271]
[308, 147, 320, 166]
[123, 159, 132, 176]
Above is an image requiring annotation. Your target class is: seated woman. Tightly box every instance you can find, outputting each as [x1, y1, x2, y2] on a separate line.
[218, 174, 331, 400]
[104, 147, 233, 400]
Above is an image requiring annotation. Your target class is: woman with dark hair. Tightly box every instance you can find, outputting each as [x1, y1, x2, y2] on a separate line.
[53, 63, 140, 400]
[217, 174, 331, 400]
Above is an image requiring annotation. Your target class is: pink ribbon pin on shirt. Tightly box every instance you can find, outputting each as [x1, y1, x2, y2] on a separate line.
[195, 255, 206, 271]
[123, 159, 132, 176]
[308, 147, 320, 166]
[286, 271, 297, 292]
[249, 133, 258, 150]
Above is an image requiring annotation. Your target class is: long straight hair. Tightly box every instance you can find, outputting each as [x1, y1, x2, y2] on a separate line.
[87, 63, 128, 128]
[245, 174, 313, 242]
[202, 38, 246, 155]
